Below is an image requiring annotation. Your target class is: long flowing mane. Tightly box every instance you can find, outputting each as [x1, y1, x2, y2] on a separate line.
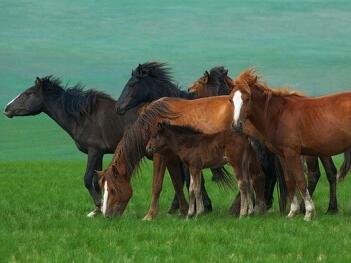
[234, 69, 304, 97]
[40, 76, 114, 119]
[134, 62, 191, 98]
[120, 99, 180, 176]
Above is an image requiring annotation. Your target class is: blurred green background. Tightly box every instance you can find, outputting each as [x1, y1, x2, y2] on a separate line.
[1, 0, 350, 160]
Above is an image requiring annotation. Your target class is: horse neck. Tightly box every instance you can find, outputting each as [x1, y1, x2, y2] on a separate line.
[249, 88, 283, 139]
[154, 83, 191, 99]
[41, 91, 77, 137]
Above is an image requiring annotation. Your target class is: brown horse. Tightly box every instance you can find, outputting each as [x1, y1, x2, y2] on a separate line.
[188, 66, 287, 213]
[231, 69, 351, 221]
[98, 95, 240, 217]
[188, 67, 343, 214]
[145, 122, 266, 217]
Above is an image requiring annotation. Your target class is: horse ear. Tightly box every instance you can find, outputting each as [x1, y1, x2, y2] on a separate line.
[35, 77, 41, 87]
[223, 69, 228, 76]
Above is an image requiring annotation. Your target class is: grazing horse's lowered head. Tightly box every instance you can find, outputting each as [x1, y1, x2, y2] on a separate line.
[98, 164, 133, 218]
[116, 61, 188, 114]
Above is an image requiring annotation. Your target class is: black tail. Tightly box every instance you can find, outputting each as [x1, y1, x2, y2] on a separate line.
[337, 149, 351, 181]
[249, 137, 287, 214]
[210, 167, 235, 191]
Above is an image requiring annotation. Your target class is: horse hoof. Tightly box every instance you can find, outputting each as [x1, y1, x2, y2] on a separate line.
[168, 207, 178, 215]
[142, 214, 153, 221]
[304, 215, 312, 222]
[87, 208, 100, 218]
[326, 208, 338, 214]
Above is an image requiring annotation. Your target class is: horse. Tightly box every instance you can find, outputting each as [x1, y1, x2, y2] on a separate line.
[189, 66, 341, 214]
[145, 122, 268, 217]
[115, 62, 233, 219]
[3, 76, 186, 218]
[230, 69, 351, 221]
[99, 94, 245, 217]
[188, 66, 287, 213]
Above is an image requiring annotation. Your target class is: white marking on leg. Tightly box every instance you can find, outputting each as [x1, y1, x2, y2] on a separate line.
[233, 91, 243, 125]
[304, 191, 315, 221]
[6, 93, 21, 107]
[287, 194, 299, 218]
[101, 181, 108, 216]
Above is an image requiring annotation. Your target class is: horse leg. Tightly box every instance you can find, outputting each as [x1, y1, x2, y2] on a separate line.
[301, 156, 320, 213]
[337, 149, 351, 181]
[193, 169, 204, 217]
[278, 156, 299, 219]
[85, 150, 103, 218]
[201, 172, 213, 212]
[93, 154, 103, 195]
[187, 175, 196, 219]
[287, 153, 315, 221]
[168, 162, 187, 214]
[143, 154, 166, 221]
[320, 157, 338, 213]
[166, 157, 189, 217]
[229, 192, 241, 216]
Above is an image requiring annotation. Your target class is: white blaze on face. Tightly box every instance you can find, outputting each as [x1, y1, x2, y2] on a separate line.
[6, 93, 21, 107]
[233, 91, 243, 125]
[101, 181, 108, 215]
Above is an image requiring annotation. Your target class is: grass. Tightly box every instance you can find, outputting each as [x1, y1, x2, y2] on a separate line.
[1, 0, 351, 262]
[1, 158, 351, 262]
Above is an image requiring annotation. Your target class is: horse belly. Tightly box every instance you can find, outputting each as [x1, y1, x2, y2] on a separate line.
[302, 132, 351, 156]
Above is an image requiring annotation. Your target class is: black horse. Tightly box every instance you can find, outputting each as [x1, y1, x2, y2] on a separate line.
[116, 62, 233, 215]
[4, 76, 141, 217]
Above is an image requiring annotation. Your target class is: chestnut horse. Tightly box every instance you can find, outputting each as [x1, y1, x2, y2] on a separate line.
[98, 95, 241, 217]
[146, 122, 266, 217]
[189, 67, 344, 214]
[231, 69, 351, 221]
[188, 66, 287, 212]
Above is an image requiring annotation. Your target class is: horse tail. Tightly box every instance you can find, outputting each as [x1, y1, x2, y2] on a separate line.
[211, 167, 235, 191]
[337, 149, 351, 181]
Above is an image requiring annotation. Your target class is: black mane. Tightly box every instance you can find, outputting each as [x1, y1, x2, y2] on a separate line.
[134, 62, 191, 99]
[40, 76, 114, 119]
[208, 66, 231, 95]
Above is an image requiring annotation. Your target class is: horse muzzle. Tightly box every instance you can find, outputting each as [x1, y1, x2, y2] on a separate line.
[3, 107, 13, 118]
[232, 121, 243, 133]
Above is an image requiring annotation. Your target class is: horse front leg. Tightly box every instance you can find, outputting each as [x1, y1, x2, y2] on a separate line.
[85, 149, 103, 218]
[286, 152, 315, 221]
[278, 156, 299, 219]
[192, 169, 204, 217]
[166, 156, 189, 217]
[320, 157, 337, 214]
[143, 154, 166, 221]
[301, 156, 320, 213]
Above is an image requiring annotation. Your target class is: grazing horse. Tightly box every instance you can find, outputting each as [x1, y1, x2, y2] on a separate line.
[3, 76, 141, 217]
[115, 62, 232, 219]
[189, 67, 342, 214]
[3, 76, 188, 218]
[231, 69, 351, 221]
[99, 94, 244, 217]
[145, 122, 266, 217]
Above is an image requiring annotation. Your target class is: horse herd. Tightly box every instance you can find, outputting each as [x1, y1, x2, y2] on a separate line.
[4, 62, 351, 221]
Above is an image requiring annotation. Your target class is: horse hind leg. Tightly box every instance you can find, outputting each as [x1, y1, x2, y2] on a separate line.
[320, 157, 337, 214]
[302, 156, 320, 213]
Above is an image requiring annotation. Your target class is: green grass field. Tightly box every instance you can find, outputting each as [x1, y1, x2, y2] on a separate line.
[1, 1, 351, 262]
